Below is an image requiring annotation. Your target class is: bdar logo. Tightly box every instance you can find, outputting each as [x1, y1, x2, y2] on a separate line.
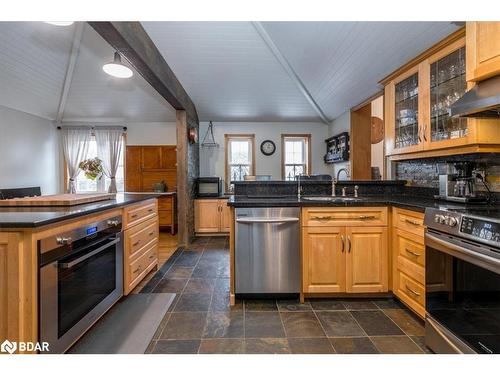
[1, 339, 17, 354]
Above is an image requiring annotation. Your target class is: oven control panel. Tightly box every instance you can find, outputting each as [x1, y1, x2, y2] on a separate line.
[460, 216, 500, 244]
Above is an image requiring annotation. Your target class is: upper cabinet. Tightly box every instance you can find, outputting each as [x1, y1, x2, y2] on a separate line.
[384, 27, 500, 157]
[466, 22, 500, 82]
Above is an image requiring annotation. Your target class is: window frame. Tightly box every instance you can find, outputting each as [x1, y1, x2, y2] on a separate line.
[224, 134, 256, 191]
[281, 134, 311, 180]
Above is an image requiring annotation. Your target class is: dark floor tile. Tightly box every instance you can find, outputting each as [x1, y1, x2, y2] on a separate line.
[214, 278, 230, 293]
[183, 278, 216, 294]
[342, 299, 379, 311]
[370, 336, 424, 354]
[281, 312, 326, 338]
[372, 298, 405, 310]
[174, 251, 202, 267]
[174, 293, 212, 312]
[203, 311, 244, 338]
[329, 337, 379, 354]
[288, 338, 335, 354]
[165, 266, 194, 279]
[145, 339, 156, 354]
[139, 274, 162, 293]
[152, 339, 201, 354]
[199, 339, 244, 354]
[152, 313, 171, 339]
[351, 310, 404, 336]
[161, 312, 208, 340]
[245, 312, 285, 338]
[191, 263, 220, 278]
[277, 299, 312, 312]
[316, 311, 366, 337]
[244, 299, 278, 312]
[167, 294, 180, 312]
[309, 299, 346, 311]
[152, 278, 188, 293]
[211, 293, 243, 312]
[383, 309, 425, 336]
[410, 336, 432, 354]
[244, 338, 290, 354]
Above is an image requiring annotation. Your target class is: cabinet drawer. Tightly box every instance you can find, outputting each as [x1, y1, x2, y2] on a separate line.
[125, 217, 159, 260]
[159, 210, 172, 225]
[397, 271, 425, 308]
[302, 207, 387, 227]
[158, 197, 173, 210]
[397, 255, 424, 285]
[395, 228, 425, 267]
[124, 199, 158, 229]
[393, 208, 424, 236]
[126, 241, 158, 293]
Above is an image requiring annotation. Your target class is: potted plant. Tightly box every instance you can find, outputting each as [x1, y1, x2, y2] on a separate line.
[79, 157, 104, 181]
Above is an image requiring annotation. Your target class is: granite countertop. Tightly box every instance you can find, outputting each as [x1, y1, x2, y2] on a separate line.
[227, 194, 498, 213]
[0, 193, 163, 228]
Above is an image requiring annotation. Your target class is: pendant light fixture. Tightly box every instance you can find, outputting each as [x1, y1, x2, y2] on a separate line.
[201, 121, 220, 148]
[102, 52, 133, 79]
[44, 22, 74, 26]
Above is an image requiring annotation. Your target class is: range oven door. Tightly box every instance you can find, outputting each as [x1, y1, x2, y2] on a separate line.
[39, 233, 123, 354]
[425, 229, 500, 354]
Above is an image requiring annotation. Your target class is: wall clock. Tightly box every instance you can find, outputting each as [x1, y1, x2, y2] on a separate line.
[260, 140, 276, 156]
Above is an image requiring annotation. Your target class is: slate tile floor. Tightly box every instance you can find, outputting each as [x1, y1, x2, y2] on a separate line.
[142, 236, 429, 354]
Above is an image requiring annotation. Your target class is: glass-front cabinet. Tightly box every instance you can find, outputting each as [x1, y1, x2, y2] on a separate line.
[385, 33, 500, 156]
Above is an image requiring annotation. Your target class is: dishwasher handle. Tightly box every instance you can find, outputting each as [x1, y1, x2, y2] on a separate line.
[236, 217, 299, 224]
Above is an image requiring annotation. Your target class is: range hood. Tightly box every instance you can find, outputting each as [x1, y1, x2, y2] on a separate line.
[450, 75, 500, 118]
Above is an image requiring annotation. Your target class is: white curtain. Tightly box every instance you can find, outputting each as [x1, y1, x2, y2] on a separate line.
[61, 127, 92, 193]
[95, 127, 123, 193]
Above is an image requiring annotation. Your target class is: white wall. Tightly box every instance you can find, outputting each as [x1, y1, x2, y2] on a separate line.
[327, 111, 351, 180]
[199, 121, 330, 182]
[371, 96, 384, 179]
[125, 122, 177, 145]
[0, 105, 60, 194]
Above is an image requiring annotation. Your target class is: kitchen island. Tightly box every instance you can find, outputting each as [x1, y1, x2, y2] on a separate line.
[0, 193, 161, 353]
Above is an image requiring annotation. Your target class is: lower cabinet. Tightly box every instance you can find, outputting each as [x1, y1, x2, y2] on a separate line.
[302, 208, 388, 294]
[195, 198, 230, 234]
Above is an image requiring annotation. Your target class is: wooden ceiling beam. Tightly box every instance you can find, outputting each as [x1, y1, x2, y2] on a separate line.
[88, 21, 199, 125]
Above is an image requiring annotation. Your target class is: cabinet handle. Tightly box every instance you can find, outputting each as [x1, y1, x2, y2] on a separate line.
[358, 215, 376, 220]
[418, 127, 422, 143]
[311, 216, 333, 221]
[131, 214, 138, 219]
[148, 208, 154, 213]
[340, 235, 345, 253]
[405, 218, 420, 226]
[405, 285, 421, 297]
[347, 235, 351, 253]
[405, 248, 421, 257]
[149, 231, 154, 236]
[149, 255, 155, 260]
[423, 123, 428, 142]
[133, 265, 142, 274]
[133, 240, 140, 247]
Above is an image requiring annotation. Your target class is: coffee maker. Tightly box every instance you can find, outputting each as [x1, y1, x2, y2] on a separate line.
[436, 161, 486, 203]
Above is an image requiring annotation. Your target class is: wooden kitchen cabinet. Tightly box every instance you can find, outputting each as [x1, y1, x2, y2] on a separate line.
[195, 198, 230, 235]
[301, 207, 388, 294]
[466, 22, 500, 82]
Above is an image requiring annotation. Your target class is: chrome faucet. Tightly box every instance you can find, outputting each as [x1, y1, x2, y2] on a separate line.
[336, 167, 350, 181]
[341, 187, 347, 197]
[297, 174, 303, 199]
[331, 176, 336, 197]
[354, 185, 359, 198]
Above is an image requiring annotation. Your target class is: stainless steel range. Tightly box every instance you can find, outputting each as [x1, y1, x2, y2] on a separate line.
[424, 207, 500, 354]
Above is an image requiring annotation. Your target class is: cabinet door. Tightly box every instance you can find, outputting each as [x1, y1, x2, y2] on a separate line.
[345, 227, 388, 293]
[195, 199, 221, 233]
[161, 146, 177, 169]
[141, 147, 162, 170]
[302, 226, 346, 293]
[125, 146, 142, 191]
[219, 199, 231, 233]
[467, 22, 500, 82]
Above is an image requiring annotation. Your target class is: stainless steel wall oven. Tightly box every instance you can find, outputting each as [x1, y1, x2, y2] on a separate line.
[39, 216, 123, 353]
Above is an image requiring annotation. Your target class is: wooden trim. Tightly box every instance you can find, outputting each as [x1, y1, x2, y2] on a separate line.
[388, 144, 500, 161]
[229, 207, 236, 305]
[379, 27, 465, 85]
[350, 104, 372, 180]
[280, 134, 311, 179]
[224, 134, 256, 190]
[88, 22, 199, 124]
[351, 90, 383, 112]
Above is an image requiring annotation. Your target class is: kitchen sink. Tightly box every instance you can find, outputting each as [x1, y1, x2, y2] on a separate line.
[301, 196, 364, 202]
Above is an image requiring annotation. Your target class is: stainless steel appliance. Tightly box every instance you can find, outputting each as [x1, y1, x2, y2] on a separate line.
[450, 75, 500, 118]
[39, 216, 123, 353]
[436, 161, 486, 203]
[196, 177, 222, 197]
[235, 207, 300, 294]
[424, 207, 500, 353]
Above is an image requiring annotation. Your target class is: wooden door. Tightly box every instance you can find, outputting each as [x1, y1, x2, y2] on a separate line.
[467, 22, 500, 82]
[219, 199, 231, 233]
[161, 146, 177, 169]
[302, 226, 346, 293]
[350, 103, 372, 179]
[141, 146, 162, 170]
[194, 199, 221, 233]
[345, 227, 388, 293]
[125, 146, 142, 191]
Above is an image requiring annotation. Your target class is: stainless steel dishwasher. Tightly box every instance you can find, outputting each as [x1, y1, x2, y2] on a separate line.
[235, 207, 300, 294]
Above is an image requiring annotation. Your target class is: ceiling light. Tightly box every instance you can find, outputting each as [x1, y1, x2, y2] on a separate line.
[102, 52, 133, 79]
[44, 21, 74, 26]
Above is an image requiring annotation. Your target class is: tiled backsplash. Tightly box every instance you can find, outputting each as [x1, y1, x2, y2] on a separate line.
[394, 153, 500, 192]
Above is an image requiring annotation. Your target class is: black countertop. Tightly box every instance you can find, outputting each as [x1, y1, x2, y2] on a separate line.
[0, 193, 162, 228]
[227, 194, 499, 213]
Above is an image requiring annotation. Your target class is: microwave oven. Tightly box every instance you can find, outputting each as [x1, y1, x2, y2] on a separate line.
[197, 177, 222, 197]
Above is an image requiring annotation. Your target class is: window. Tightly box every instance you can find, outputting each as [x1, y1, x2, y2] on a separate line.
[282, 134, 311, 180]
[75, 135, 125, 193]
[225, 134, 255, 191]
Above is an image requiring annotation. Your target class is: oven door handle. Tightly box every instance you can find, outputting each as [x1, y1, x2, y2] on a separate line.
[59, 237, 120, 269]
[425, 231, 500, 274]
